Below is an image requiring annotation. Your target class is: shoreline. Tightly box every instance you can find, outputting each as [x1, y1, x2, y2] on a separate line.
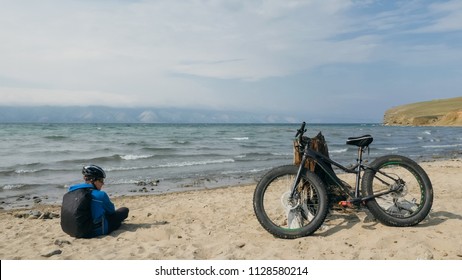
[2, 155, 461, 211]
[1, 159, 461, 260]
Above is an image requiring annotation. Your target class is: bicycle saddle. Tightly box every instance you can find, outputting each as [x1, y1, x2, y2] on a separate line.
[346, 135, 373, 147]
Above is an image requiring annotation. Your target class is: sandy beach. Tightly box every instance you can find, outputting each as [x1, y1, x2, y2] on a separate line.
[1, 159, 461, 260]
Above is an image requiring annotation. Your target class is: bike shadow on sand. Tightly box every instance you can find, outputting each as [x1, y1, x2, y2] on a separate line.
[317, 209, 462, 237]
[317, 209, 372, 237]
[416, 210, 462, 228]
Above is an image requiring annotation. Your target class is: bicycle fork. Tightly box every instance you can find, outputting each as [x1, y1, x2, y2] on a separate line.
[289, 145, 310, 202]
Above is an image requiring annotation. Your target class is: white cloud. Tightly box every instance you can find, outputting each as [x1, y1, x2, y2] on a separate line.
[0, 0, 364, 82]
[0, 0, 461, 121]
[423, 0, 462, 32]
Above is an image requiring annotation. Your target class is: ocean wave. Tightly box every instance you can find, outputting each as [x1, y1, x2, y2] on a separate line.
[105, 166, 150, 172]
[14, 169, 39, 174]
[2, 184, 25, 190]
[43, 135, 68, 140]
[89, 155, 123, 162]
[232, 137, 249, 141]
[422, 144, 462, 149]
[12, 167, 74, 175]
[271, 152, 292, 156]
[330, 148, 348, 154]
[158, 158, 235, 168]
[58, 153, 155, 164]
[234, 152, 288, 162]
[239, 143, 271, 149]
[172, 140, 191, 145]
[105, 158, 236, 172]
[380, 147, 400, 151]
[120, 154, 153, 160]
[0, 163, 47, 176]
[237, 152, 277, 157]
[141, 147, 177, 152]
[50, 155, 121, 166]
[221, 167, 268, 175]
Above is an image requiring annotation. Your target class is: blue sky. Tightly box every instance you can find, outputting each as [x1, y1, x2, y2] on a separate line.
[1, 0, 461, 122]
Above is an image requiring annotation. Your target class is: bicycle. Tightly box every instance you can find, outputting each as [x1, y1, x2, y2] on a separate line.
[253, 122, 434, 239]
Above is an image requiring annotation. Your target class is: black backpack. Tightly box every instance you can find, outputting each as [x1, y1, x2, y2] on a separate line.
[60, 188, 94, 238]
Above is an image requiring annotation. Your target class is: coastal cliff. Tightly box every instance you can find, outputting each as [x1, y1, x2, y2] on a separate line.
[383, 97, 462, 126]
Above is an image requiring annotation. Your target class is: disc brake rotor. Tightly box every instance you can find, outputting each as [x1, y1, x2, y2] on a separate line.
[281, 191, 299, 210]
[391, 179, 407, 198]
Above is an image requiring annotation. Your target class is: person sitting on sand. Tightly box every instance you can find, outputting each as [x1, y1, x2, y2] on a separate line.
[65, 165, 129, 237]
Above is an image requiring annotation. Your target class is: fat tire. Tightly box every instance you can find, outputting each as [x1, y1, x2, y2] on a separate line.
[362, 155, 433, 227]
[253, 165, 329, 239]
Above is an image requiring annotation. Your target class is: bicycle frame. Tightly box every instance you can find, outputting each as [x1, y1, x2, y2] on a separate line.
[291, 143, 359, 200]
[291, 130, 403, 205]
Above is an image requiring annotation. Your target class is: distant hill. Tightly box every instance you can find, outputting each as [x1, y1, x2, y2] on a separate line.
[383, 97, 462, 126]
[0, 106, 297, 123]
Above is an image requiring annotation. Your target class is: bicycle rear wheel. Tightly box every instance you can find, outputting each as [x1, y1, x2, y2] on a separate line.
[362, 155, 433, 227]
[253, 165, 329, 239]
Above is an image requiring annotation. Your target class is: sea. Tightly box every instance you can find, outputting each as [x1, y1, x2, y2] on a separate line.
[1, 123, 461, 209]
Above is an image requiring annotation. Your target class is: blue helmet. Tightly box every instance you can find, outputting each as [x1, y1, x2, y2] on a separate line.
[82, 165, 106, 179]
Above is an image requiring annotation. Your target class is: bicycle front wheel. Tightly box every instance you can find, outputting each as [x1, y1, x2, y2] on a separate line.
[253, 165, 329, 239]
[362, 155, 433, 227]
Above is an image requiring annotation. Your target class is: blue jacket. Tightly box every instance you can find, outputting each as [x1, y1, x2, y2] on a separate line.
[68, 183, 115, 237]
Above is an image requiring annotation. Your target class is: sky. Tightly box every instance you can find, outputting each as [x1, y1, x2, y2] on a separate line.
[1, 0, 461, 123]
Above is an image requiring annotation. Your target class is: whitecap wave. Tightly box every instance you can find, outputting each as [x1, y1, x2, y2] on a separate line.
[330, 148, 348, 154]
[120, 154, 153, 160]
[383, 147, 400, 151]
[3, 184, 25, 190]
[15, 169, 39, 174]
[159, 159, 235, 168]
[423, 144, 462, 149]
[232, 137, 249, 141]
